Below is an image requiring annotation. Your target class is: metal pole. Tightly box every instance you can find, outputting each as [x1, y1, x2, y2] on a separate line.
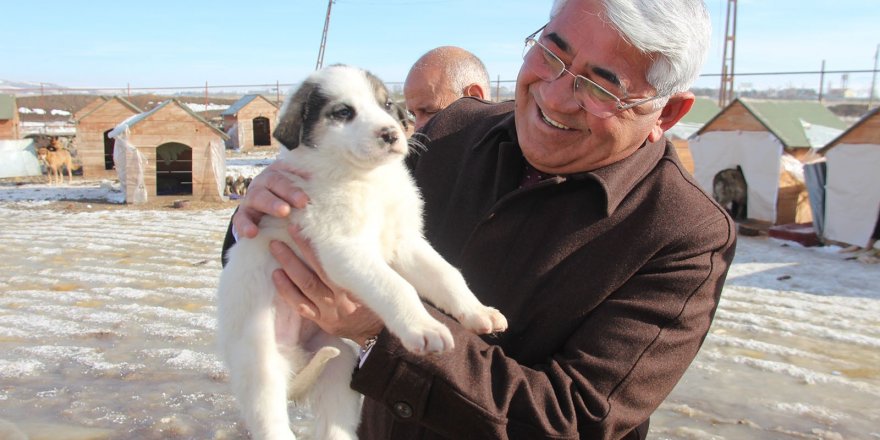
[316, 0, 335, 70]
[276, 80, 281, 106]
[205, 81, 209, 113]
[818, 60, 825, 102]
[495, 75, 500, 103]
[869, 44, 879, 110]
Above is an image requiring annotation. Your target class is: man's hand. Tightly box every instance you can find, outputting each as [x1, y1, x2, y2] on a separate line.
[232, 161, 311, 239]
[270, 225, 384, 347]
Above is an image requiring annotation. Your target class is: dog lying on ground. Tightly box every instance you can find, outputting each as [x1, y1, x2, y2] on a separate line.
[216, 65, 507, 440]
[37, 137, 74, 185]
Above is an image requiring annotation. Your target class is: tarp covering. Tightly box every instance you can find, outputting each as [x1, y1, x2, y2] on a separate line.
[0, 140, 42, 178]
[823, 143, 880, 247]
[690, 131, 783, 223]
[803, 161, 827, 236]
[208, 140, 227, 200]
[109, 125, 148, 204]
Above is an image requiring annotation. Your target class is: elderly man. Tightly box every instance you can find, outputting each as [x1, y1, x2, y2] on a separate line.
[227, 0, 736, 438]
[404, 46, 491, 131]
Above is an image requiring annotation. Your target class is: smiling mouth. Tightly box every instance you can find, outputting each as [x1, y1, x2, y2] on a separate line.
[539, 108, 573, 130]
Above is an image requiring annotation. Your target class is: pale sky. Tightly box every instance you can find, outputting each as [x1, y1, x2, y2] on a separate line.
[2, 0, 878, 94]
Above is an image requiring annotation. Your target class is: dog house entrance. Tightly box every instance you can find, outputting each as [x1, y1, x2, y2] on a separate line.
[712, 166, 748, 221]
[253, 116, 271, 146]
[103, 129, 116, 170]
[156, 142, 193, 196]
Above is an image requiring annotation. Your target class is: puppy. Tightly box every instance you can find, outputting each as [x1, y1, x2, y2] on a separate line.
[216, 65, 507, 440]
[233, 175, 247, 196]
[224, 175, 234, 196]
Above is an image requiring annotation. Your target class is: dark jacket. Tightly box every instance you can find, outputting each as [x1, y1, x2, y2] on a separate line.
[351, 98, 737, 440]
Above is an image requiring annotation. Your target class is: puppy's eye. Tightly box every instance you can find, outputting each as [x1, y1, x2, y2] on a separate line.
[384, 100, 394, 111]
[329, 105, 355, 121]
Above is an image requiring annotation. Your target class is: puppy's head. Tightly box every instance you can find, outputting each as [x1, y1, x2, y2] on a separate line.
[274, 65, 407, 168]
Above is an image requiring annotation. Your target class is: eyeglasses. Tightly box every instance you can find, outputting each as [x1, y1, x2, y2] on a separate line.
[522, 25, 664, 118]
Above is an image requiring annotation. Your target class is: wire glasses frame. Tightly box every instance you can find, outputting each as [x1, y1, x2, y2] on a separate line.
[522, 25, 665, 118]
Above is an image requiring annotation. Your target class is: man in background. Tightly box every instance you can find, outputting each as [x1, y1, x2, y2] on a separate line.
[404, 46, 491, 131]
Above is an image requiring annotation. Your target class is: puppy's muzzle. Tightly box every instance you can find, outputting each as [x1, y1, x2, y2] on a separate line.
[379, 126, 399, 145]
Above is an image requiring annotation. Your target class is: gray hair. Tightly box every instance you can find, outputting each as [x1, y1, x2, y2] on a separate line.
[550, 0, 710, 105]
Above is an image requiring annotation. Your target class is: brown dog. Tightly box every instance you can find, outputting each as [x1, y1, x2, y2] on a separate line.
[37, 137, 74, 185]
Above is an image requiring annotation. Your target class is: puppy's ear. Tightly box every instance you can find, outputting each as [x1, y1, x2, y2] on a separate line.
[274, 80, 323, 150]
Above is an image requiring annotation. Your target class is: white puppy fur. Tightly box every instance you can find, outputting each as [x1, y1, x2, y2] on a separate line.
[217, 65, 507, 440]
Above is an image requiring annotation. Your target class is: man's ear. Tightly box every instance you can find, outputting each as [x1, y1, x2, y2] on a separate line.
[648, 91, 694, 142]
[463, 83, 487, 100]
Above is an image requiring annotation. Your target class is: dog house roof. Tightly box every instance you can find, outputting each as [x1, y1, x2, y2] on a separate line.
[0, 94, 16, 120]
[220, 94, 278, 117]
[110, 98, 229, 140]
[667, 97, 721, 140]
[819, 106, 880, 154]
[696, 98, 848, 148]
[76, 96, 142, 122]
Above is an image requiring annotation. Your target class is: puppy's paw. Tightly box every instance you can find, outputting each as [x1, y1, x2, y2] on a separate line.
[458, 306, 508, 335]
[395, 318, 454, 354]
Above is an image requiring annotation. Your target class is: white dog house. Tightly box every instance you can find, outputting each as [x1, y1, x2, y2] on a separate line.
[812, 107, 880, 247]
[689, 98, 847, 225]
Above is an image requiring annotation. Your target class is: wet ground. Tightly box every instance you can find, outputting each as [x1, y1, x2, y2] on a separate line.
[0, 202, 878, 439]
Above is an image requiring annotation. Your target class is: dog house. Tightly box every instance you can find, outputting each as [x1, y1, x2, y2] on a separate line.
[665, 97, 721, 174]
[806, 107, 880, 247]
[108, 99, 228, 204]
[75, 96, 142, 179]
[0, 94, 20, 140]
[689, 98, 847, 225]
[220, 94, 279, 150]
[73, 96, 109, 122]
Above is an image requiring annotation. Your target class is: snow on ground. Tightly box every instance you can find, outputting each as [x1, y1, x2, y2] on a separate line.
[0, 158, 878, 438]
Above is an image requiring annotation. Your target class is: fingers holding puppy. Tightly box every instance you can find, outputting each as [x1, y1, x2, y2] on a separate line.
[233, 161, 311, 239]
[270, 226, 384, 346]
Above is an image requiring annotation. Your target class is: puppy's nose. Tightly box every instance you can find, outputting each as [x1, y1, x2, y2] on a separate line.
[378, 126, 399, 145]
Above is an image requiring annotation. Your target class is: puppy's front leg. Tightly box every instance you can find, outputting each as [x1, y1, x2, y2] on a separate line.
[316, 239, 455, 353]
[393, 238, 508, 335]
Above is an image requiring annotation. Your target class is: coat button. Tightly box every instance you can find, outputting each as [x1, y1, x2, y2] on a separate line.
[393, 401, 413, 418]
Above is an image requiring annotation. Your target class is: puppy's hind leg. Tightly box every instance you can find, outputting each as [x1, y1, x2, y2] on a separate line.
[218, 261, 297, 440]
[303, 333, 361, 440]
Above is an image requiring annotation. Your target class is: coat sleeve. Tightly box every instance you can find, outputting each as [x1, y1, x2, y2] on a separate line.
[350, 214, 736, 440]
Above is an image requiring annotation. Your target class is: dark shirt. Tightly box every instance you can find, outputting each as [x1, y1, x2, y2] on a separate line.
[351, 98, 737, 440]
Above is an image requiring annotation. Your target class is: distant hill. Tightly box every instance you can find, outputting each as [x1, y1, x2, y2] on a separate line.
[0, 79, 69, 92]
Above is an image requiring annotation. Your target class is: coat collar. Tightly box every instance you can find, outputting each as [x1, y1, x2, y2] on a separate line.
[474, 110, 667, 217]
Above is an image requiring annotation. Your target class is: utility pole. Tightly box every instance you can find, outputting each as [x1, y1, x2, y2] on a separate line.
[316, 0, 335, 70]
[718, 0, 737, 108]
[869, 44, 879, 110]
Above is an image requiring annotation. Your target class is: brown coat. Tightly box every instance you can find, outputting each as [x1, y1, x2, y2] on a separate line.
[352, 98, 737, 439]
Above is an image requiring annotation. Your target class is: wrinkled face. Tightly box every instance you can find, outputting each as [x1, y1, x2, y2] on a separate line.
[274, 66, 407, 169]
[404, 65, 459, 131]
[514, 0, 665, 174]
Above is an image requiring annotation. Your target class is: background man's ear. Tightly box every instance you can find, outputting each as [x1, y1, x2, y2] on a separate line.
[648, 91, 695, 142]
[463, 83, 487, 100]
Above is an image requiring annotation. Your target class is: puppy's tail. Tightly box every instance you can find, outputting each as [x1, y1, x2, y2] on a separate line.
[288, 346, 341, 401]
